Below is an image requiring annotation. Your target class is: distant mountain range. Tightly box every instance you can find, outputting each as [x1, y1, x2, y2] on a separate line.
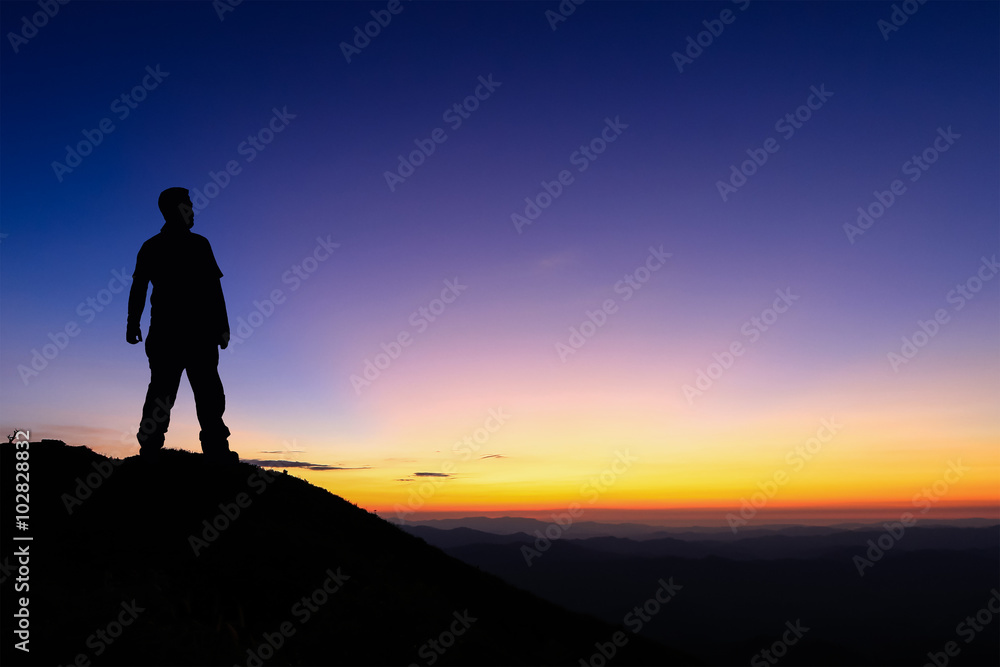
[399, 522, 1000, 559]
[0, 441, 696, 666]
[397, 521, 1000, 665]
[392, 514, 999, 540]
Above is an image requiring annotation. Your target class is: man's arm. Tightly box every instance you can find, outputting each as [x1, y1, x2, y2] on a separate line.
[203, 238, 230, 349]
[127, 247, 148, 344]
[214, 278, 230, 349]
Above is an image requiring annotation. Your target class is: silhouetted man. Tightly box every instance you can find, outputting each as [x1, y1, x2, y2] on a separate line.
[127, 187, 237, 463]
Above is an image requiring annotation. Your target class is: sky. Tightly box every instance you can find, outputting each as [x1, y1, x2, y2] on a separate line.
[1, 0, 997, 527]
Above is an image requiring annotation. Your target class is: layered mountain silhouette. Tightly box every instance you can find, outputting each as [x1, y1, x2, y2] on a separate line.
[401, 524, 1000, 666]
[0, 441, 698, 666]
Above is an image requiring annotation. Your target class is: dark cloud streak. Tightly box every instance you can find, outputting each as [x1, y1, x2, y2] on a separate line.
[244, 459, 371, 472]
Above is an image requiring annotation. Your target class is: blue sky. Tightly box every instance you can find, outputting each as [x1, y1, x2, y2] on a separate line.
[2, 0, 997, 521]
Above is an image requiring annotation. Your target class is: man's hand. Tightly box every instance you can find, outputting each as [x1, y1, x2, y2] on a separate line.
[220, 331, 230, 350]
[127, 326, 142, 345]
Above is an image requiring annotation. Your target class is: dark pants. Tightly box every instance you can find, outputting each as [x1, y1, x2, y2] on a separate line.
[136, 331, 230, 455]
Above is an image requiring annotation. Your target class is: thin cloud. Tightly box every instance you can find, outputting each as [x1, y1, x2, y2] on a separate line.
[479, 454, 506, 459]
[396, 472, 454, 482]
[534, 249, 579, 271]
[259, 449, 305, 454]
[244, 459, 371, 472]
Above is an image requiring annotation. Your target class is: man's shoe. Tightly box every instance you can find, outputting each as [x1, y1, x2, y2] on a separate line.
[204, 449, 239, 465]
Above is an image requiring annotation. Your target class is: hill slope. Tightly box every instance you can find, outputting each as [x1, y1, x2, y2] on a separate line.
[0, 441, 698, 666]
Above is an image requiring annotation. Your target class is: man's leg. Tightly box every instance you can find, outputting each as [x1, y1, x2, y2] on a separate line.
[186, 342, 233, 459]
[137, 335, 184, 454]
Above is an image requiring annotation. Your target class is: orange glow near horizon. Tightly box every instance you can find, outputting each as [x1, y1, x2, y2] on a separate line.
[31, 346, 1000, 529]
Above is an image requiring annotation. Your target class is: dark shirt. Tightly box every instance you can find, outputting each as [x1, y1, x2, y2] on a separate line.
[128, 225, 229, 339]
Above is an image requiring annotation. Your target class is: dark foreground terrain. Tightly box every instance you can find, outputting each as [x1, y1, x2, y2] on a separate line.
[0, 441, 696, 666]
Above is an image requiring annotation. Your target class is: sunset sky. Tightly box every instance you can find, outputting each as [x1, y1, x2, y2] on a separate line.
[1, 1, 997, 526]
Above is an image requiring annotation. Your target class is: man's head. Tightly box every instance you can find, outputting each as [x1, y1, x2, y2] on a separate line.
[158, 187, 194, 229]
